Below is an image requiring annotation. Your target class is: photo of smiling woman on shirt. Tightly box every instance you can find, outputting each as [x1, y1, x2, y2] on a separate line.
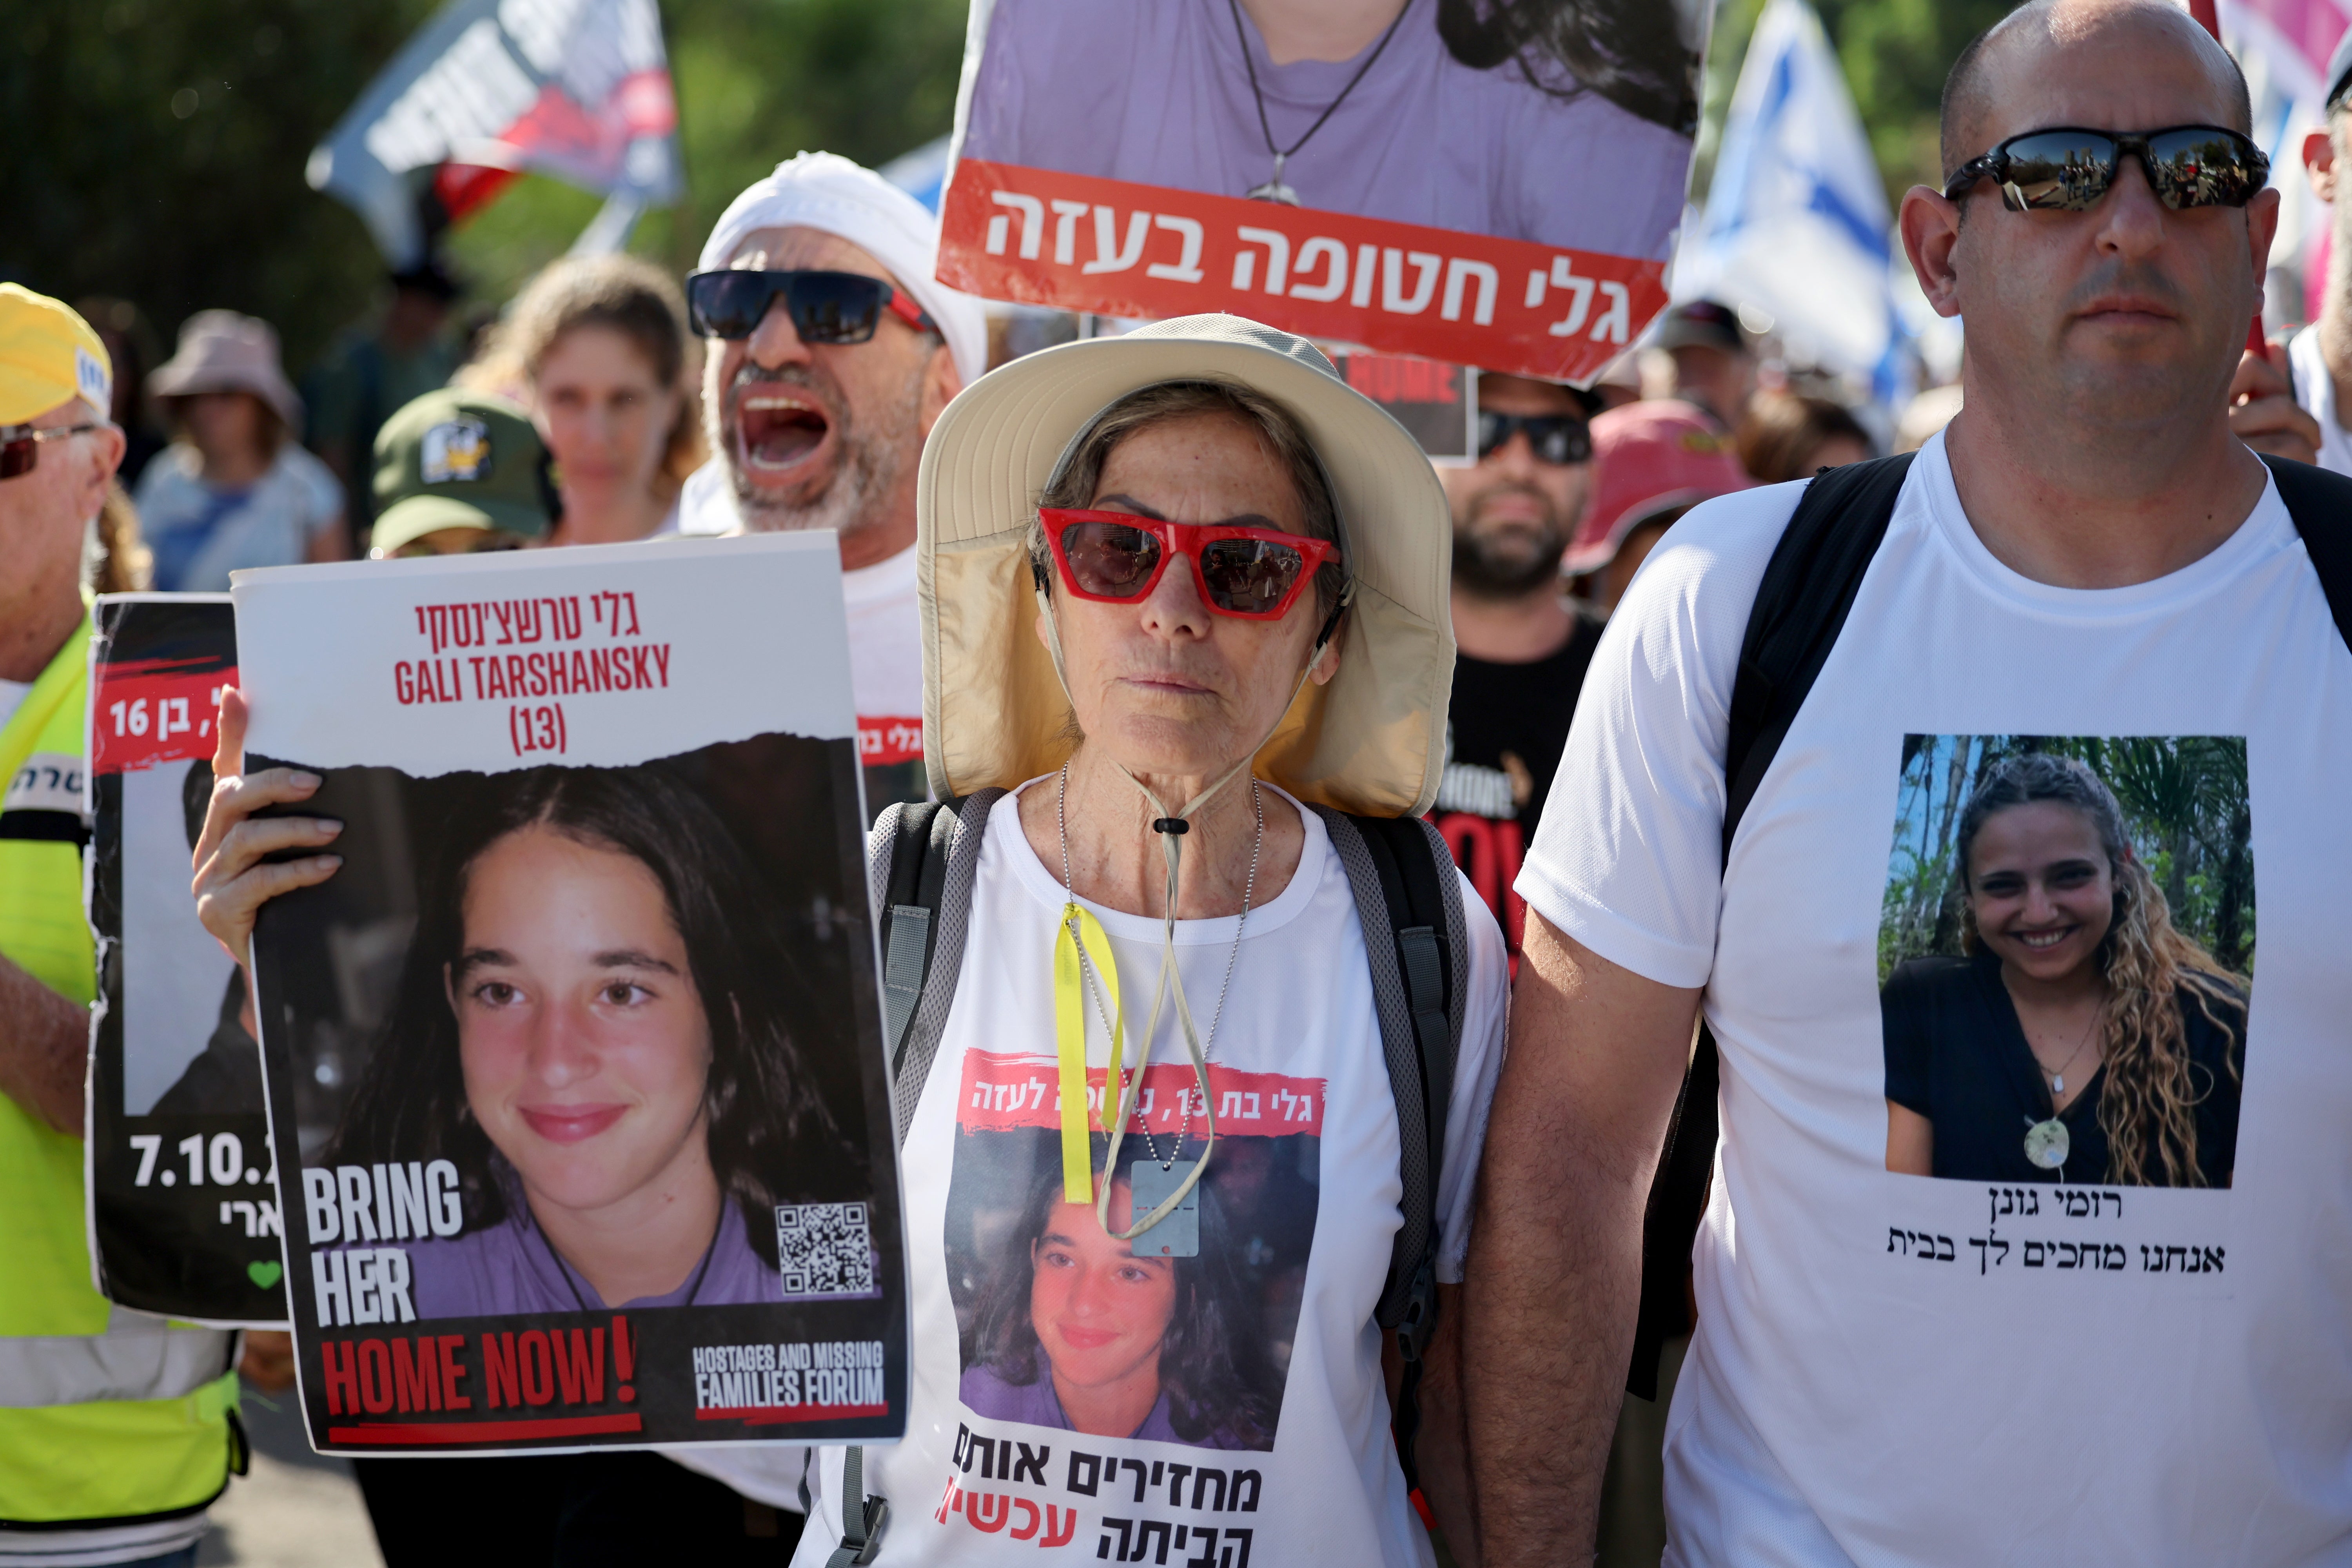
[1882, 748, 2250, 1188]
[309, 764, 842, 1316]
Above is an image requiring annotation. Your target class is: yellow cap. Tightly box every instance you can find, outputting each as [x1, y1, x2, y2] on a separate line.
[0, 284, 112, 427]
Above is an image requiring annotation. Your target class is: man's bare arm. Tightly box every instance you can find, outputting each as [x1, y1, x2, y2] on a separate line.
[1465, 911, 1700, 1565]
[0, 953, 90, 1135]
[1382, 1285, 1477, 1565]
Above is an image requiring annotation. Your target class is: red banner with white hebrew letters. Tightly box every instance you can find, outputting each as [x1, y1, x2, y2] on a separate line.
[939, 159, 1665, 385]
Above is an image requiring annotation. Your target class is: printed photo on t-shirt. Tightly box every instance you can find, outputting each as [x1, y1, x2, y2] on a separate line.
[944, 1051, 1321, 1456]
[1877, 734, 2252, 1191]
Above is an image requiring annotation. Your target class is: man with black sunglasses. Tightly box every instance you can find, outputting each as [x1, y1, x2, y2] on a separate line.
[1470, 3, 2352, 1564]
[1430, 371, 1604, 960]
[671, 151, 987, 816]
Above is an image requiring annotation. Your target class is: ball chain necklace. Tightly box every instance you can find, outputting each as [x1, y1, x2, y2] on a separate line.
[1226, 0, 1408, 205]
[1060, 764, 1262, 1172]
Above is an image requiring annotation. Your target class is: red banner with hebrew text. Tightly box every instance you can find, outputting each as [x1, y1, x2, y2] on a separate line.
[90, 657, 238, 777]
[939, 159, 1665, 385]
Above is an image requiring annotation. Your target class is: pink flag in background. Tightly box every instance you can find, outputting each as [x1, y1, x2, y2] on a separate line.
[2219, 0, 2352, 323]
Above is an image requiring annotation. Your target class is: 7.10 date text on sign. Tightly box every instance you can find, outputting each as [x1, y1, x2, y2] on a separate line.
[939, 158, 1665, 385]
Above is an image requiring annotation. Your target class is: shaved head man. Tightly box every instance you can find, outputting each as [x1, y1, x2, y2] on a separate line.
[1466, 2, 2352, 1563]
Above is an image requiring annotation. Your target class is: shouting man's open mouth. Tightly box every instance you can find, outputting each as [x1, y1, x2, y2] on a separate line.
[727, 366, 844, 498]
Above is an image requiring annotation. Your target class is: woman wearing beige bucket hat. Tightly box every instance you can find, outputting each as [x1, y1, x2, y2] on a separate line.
[134, 309, 347, 589]
[789, 315, 1506, 1566]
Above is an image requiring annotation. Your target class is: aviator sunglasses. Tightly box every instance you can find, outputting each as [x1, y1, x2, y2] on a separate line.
[0, 422, 104, 480]
[1477, 410, 1592, 466]
[1040, 508, 1336, 620]
[685, 269, 937, 344]
[1943, 125, 2269, 212]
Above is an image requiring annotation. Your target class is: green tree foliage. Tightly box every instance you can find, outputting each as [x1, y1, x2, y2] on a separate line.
[0, 0, 969, 374]
[1, 0, 441, 374]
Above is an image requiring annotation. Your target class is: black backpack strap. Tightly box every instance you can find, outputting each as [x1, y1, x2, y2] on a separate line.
[1626, 454, 1915, 1401]
[2259, 454, 2352, 652]
[1313, 806, 1468, 1488]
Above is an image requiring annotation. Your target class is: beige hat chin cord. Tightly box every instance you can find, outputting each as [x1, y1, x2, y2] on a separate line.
[1031, 572, 1349, 1243]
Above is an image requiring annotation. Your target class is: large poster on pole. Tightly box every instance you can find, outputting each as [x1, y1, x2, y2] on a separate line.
[937, 0, 1703, 381]
[86, 595, 287, 1326]
[232, 536, 908, 1454]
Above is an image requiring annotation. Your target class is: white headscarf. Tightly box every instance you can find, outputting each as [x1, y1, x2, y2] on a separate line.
[697, 151, 987, 388]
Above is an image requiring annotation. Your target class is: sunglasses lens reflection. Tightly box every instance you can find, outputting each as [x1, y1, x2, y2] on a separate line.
[0, 439, 32, 480]
[2147, 130, 2264, 208]
[1199, 539, 1307, 612]
[788, 274, 886, 344]
[688, 272, 889, 342]
[1997, 129, 2263, 212]
[688, 273, 768, 338]
[1062, 522, 1162, 598]
[1998, 132, 2116, 211]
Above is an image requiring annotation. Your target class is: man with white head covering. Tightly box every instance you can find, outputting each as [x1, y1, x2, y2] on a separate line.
[677, 151, 987, 811]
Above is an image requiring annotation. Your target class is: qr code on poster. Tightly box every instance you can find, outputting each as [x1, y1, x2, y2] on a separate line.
[775, 1203, 876, 1296]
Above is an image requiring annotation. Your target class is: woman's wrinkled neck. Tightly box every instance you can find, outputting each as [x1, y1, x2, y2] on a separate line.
[1027, 740, 1307, 920]
[518, 1109, 725, 1307]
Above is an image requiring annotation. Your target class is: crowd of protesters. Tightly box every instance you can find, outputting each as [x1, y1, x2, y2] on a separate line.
[13, 1, 2352, 1564]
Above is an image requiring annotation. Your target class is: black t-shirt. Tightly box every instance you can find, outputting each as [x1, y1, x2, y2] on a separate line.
[152, 968, 262, 1117]
[1882, 951, 2246, 1187]
[1430, 608, 1605, 951]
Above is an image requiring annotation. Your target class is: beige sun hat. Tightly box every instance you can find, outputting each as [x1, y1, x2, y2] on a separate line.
[148, 310, 303, 432]
[918, 313, 1455, 818]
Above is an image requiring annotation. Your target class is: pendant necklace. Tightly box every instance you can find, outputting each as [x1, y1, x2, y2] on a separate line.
[1060, 765, 1261, 1172]
[2022, 1013, 2097, 1173]
[2034, 1010, 2100, 1097]
[1226, 0, 1408, 205]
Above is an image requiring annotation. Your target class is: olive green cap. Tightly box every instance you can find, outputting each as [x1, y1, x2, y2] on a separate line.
[370, 388, 554, 555]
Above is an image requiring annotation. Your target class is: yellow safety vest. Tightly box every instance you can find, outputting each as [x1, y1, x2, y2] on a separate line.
[0, 619, 238, 1528]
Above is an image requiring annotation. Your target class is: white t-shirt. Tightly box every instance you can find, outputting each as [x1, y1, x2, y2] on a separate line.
[1518, 430, 2352, 1564]
[2288, 325, 2352, 479]
[0, 679, 30, 737]
[665, 459, 926, 802]
[771, 785, 1505, 1566]
[133, 442, 343, 592]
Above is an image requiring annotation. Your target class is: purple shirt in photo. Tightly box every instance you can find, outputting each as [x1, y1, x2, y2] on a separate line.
[408, 1193, 781, 1318]
[959, 1361, 1256, 1450]
[960, 0, 1692, 255]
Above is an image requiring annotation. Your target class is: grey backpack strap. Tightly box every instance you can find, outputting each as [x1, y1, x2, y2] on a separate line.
[875, 802, 960, 1064]
[1313, 806, 1466, 1489]
[887, 786, 1003, 1146]
[837, 788, 1007, 1566]
[825, 1444, 889, 1567]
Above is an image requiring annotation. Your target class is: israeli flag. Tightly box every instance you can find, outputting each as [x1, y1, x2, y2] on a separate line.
[1675, 0, 1904, 403]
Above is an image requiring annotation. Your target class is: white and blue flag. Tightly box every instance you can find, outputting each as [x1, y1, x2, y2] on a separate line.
[1675, 0, 1904, 402]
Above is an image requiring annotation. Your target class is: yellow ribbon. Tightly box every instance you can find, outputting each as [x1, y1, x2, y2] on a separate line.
[1053, 900, 1122, 1206]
